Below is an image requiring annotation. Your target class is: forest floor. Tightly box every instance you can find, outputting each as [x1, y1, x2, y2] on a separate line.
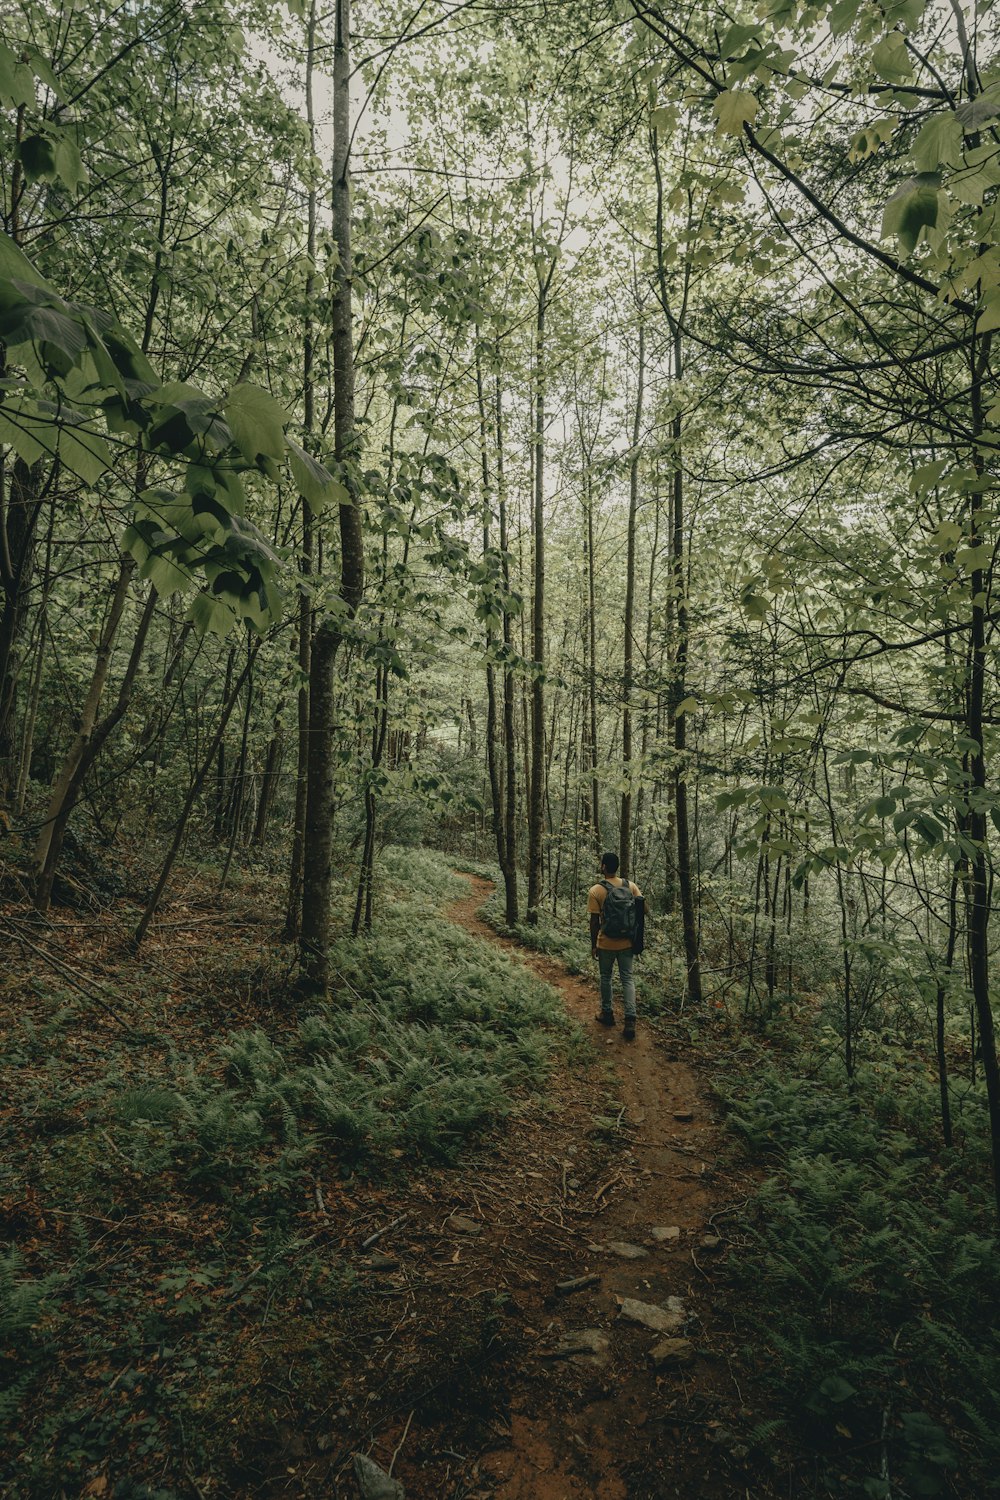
[0, 861, 805, 1499]
[5, 856, 997, 1498]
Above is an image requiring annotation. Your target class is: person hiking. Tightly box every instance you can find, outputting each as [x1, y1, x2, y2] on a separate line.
[588, 852, 644, 1041]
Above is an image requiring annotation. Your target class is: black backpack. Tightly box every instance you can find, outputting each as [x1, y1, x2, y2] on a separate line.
[600, 879, 637, 941]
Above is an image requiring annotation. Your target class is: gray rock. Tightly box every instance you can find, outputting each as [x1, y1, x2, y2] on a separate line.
[700, 1234, 722, 1251]
[651, 1226, 681, 1242]
[590, 1240, 649, 1260]
[446, 1214, 482, 1235]
[353, 1453, 404, 1500]
[649, 1336, 695, 1369]
[616, 1295, 686, 1334]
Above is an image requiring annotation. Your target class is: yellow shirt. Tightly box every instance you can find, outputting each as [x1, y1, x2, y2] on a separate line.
[588, 877, 642, 951]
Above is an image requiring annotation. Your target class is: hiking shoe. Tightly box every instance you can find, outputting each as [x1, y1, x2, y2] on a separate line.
[596, 1010, 616, 1027]
[623, 1017, 636, 1041]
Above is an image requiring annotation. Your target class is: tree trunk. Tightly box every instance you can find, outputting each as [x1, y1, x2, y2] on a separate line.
[134, 643, 259, 947]
[0, 458, 45, 804]
[33, 555, 136, 879]
[252, 723, 283, 847]
[635, 466, 662, 874]
[585, 474, 600, 855]
[300, 0, 365, 993]
[966, 326, 1000, 1215]
[620, 317, 644, 879]
[669, 328, 702, 1006]
[14, 498, 55, 813]
[219, 648, 255, 891]
[497, 373, 519, 924]
[284, 0, 318, 940]
[35, 582, 158, 912]
[526, 283, 547, 924]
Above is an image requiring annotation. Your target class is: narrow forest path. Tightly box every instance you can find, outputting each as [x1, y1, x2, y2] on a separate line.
[412, 874, 755, 1500]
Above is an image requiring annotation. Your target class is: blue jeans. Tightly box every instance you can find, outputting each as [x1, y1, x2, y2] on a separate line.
[598, 948, 636, 1020]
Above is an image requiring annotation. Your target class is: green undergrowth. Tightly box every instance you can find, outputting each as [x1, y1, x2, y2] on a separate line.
[714, 1042, 1000, 1497]
[0, 846, 568, 1498]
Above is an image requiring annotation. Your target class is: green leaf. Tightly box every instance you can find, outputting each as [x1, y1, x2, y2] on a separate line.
[224, 383, 288, 466]
[978, 290, 1000, 333]
[145, 383, 231, 455]
[26, 49, 59, 95]
[742, 593, 769, 620]
[872, 33, 913, 83]
[287, 437, 349, 515]
[0, 43, 34, 109]
[911, 113, 962, 172]
[881, 172, 941, 254]
[955, 544, 991, 571]
[950, 154, 1000, 207]
[143, 550, 195, 598]
[713, 90, 757, 136]
[956, 94, 1000, 133]
[910, 459, 950, 494]
[0, 396, 110, 484]
[929, 519, 962, 550]
[848, 116, 896, 162]
[913, 812, 943, 845]
[886, 0, 928, 26]
[189, 591, 238, 640]
[53, 133, 86, 193]
[0, 232, 49, 289]
[122, 519, 198, 598]
[719, 23, 759, 58]
[818, 1375, 857, 1404]
[16, 133, 57, 184]
[829, 0, 863, 37]
[0, 281, 90, 377]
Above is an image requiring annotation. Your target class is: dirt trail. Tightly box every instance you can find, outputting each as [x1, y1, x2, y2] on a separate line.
[430, 875, 751, 1500]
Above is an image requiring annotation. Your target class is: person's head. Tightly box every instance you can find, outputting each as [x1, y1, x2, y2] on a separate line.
[600, 851, 620, 876]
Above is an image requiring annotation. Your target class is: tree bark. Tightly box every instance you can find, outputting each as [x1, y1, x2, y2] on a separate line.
[653, 128, 701, 1003]
[35, 581, 158, 912]
[300, 0, 365, 993]
[0, 458, 46, 804]
[33, 555, 136, 879]
[134, 642, 259, 947]
[585, 473, 600, 855]
[497, 372, 519, 924]
[620, 317, 644, 879]
[284, 0, 318, 940]
[526, 281, 547, 924]
[966, 324, 1000, 1214]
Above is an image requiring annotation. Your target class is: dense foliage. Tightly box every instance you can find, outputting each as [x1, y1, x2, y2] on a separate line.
[3, 0, 1000, 1494]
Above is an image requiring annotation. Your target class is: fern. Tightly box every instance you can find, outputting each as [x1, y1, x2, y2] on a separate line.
[0, 1249, 61, 1345]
